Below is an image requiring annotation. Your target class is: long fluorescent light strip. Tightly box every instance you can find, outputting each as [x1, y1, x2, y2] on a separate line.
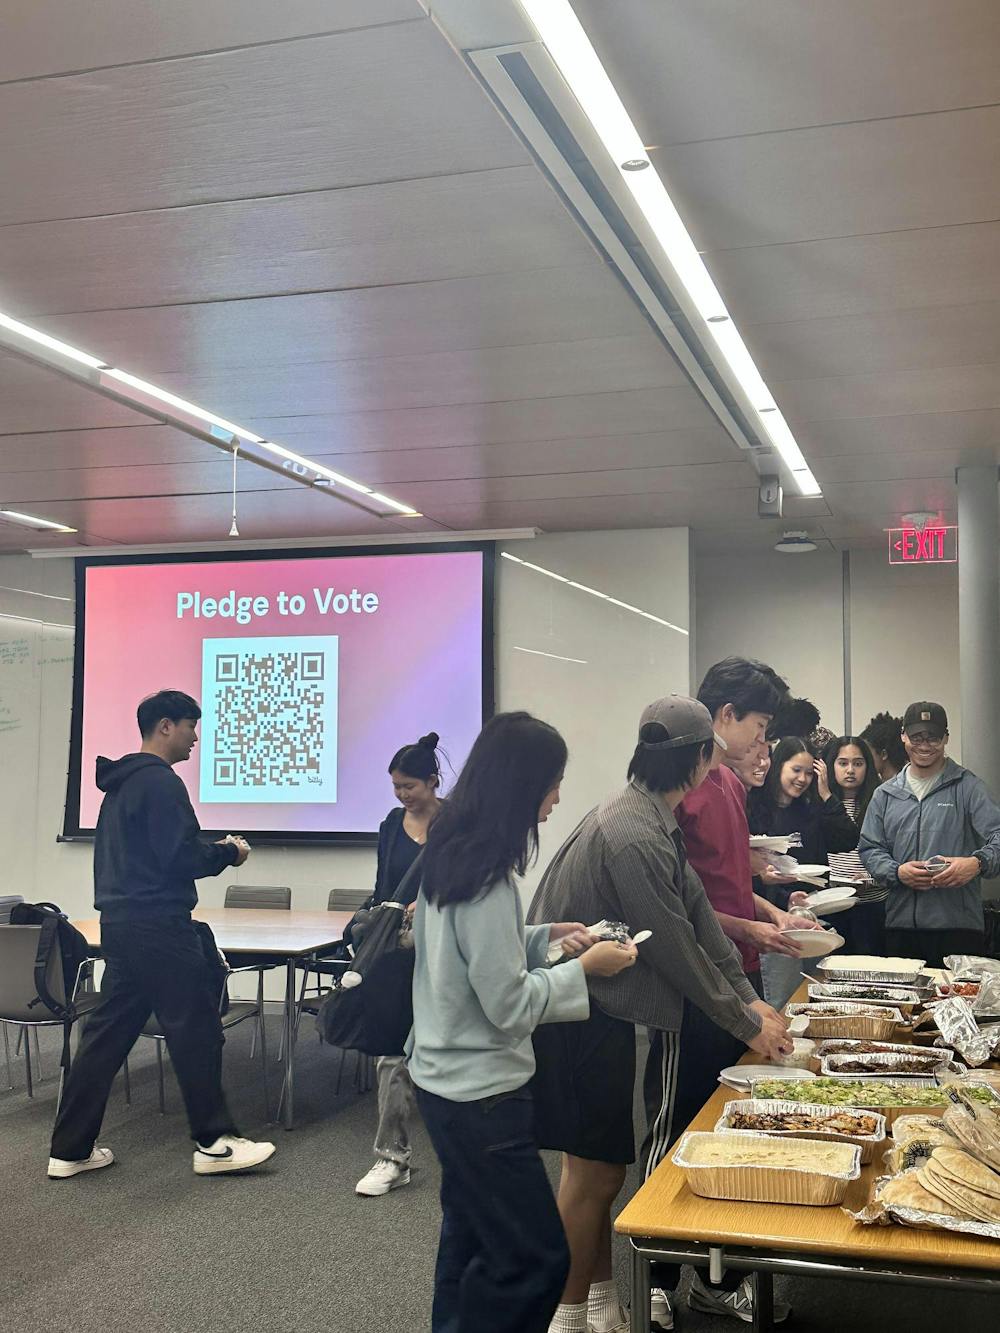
[501, 551, 688, 634]
[0, 308, 421, 517]
[517, 0, 821, 498]
[513, 645, 588, 664]
[0, 610, 74, 629]
[0, 508, 77, 533]
[0, 585, 73, 601]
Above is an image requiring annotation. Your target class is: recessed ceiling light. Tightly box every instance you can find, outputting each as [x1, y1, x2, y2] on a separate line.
[774, 531, 817, 554]
[0, 508, 77, 533]
[621, 158, 650, 171]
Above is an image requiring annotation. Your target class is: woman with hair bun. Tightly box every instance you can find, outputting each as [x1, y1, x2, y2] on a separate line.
[354, 732, 443, 1199]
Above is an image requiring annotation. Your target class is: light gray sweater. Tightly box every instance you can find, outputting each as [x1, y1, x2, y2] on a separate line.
[406, 876, 590, 1102]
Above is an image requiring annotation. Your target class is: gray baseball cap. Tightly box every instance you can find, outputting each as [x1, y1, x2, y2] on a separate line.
[638, 694, 726, 751]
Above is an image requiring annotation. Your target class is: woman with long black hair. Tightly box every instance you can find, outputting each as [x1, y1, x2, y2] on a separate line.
[408, 712, 637, 1333]
[822, 735, 887, 955]
[355, 733, 443, 1199]
[747, 736, 860, 1006]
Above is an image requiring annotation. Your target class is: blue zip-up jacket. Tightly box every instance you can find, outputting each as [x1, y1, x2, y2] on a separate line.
[858, 760, 1000, 932]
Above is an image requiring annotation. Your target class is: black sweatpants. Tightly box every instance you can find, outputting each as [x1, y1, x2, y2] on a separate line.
[50, 917, 237, 1161]
[642, 977, 762, 1294]
[886, 927, 986, 971]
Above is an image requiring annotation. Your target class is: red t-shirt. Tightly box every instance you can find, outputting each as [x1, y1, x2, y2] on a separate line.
[677, 764, 758, 974]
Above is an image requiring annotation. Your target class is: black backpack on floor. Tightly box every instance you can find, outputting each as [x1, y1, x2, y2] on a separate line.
[9, 901, 91, 1023]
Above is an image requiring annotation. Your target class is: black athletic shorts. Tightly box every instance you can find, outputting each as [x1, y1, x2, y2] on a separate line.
[531, 1001, 636, 1164]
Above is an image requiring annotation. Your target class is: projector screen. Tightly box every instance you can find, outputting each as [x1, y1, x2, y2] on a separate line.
[64, 544, 493, 842]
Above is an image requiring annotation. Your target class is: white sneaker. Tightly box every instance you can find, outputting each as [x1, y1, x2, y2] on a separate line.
[355, 1159, 411, 1196]
[650, 1288, 674, 1331]
[47, 1146, 115, 1179]
[193, 1135, 276, 1175]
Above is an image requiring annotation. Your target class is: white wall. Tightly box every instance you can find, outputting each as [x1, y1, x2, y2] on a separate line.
[849, 549, 961, 751]
[496, 528, 692, 900]
[695, 549, 846, 733]
[694, 546, 962, 758]
[0, 529, 693, 920]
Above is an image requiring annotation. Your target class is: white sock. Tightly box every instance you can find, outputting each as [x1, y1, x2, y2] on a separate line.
[549, 1301, 588, 1332]
[588, 1280, 624, 1330]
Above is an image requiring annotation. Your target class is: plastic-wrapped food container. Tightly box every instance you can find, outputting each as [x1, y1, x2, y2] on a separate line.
[672, 1130, 861, 1206]
[714, 1098, 886, 1164]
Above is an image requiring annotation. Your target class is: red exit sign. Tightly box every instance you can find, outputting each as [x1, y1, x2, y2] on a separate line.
[888, 526, 958, 565]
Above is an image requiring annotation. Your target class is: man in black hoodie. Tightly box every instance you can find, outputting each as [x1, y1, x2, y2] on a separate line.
[48, 689, 276, 1178]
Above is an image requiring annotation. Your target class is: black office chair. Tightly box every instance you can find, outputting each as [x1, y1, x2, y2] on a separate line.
[223, 885, 291, 1059]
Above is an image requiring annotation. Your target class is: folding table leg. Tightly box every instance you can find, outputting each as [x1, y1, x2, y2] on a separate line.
[629, 1245, 652, 1333]
[752, 1270, 774, 1333]
[282, 958, 295, 1129]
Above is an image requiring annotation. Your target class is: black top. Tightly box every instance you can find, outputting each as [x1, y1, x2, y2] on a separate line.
[93, 753, 238, 922]
[372, 805, 423, 907]
[747, 794, 860, 907]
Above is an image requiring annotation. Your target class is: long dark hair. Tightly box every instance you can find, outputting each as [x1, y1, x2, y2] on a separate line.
[388, 732, 442, 789]
[747, 735, 814, 830]
[823, 735, 880, 825]
[421, 712, 567, 907]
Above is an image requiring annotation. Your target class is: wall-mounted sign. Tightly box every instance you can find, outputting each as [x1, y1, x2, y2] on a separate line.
[888, 525, 958, 565]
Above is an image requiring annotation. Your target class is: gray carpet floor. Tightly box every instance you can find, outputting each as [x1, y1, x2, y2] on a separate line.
[1, 1019, 996, 1333]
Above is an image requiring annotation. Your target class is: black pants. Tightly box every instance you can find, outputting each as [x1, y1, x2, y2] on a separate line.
[50, 918, 237, 1161]
[415, 1084, 569, 1333]
[840, 899, 887, 956]
[642, 990, 758, 1295]
[886, 927, 986, 971]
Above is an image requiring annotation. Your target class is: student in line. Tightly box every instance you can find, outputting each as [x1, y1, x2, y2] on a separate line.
[747, 736, 860, 1007]
[860, 711, 907, 782]
[822, 735, 887, 955]
[48, 690, 274, 1179]
[407, 712, 637, 1333]
[529, 696, 792, 1333]
[859, 702, 1000, 967]
[355, 733, 443, 1199]
[673, 658, 807, 1326]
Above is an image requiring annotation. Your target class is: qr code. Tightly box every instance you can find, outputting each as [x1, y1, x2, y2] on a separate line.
[199, 636, 339, 803]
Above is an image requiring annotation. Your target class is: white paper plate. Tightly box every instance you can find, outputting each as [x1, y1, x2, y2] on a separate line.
[781, 928, 845, 958]
[787, 1014, 810, 1036]
[808, 898, 857, 917]
[791, 864, 831, 877]
[718, 1064, 817, 1090]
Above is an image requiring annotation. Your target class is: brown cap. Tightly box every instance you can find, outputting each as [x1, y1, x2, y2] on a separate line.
[638, 695, 724, 751]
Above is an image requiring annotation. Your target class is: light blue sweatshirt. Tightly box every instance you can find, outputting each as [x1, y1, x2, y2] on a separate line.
[406, 876, 590, 1101]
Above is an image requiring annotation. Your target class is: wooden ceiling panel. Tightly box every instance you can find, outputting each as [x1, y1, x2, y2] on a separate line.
[0, 21, 527, 226]
[751, 301, 1000, 385]
[779, 363, 1000, 424]
[706, 223, 1000, 326]
[150, 335, 690, 420]
[0, 1, 421, 81]
[0, 168, 595, 317]
[660, 107, 1000, 251]
[578, 0, 1000, 144]
[796, 409, 1000, 461]
[38, 265, 646, 376]
[0, 355, 150, 435]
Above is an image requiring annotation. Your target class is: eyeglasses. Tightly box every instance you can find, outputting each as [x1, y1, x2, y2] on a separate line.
[906, 732, 944, 746]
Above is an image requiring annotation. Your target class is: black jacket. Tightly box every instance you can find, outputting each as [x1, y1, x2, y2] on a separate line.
[748, 794, 860, 907]
[93, 753, 239, 922]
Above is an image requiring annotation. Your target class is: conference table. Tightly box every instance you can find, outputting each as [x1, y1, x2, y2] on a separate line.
[74, 907, 353, 1130]
[615, 984, 1000, 1333]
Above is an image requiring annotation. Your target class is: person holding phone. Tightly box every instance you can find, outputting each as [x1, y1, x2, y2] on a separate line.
[858, 702, 1000, 967]
[408, 712, 637, 1333]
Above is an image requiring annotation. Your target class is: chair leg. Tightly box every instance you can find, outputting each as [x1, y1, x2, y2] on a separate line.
[123, 1055, 131, 1105]
[3, 1025, 12, 1090]
[334, 1048, 346, 1098]
[249, 970, 264, 1060]
[156, 1042, 166, 1115]
[257, 973, 271, 1123]
[56, 1065, 66, 1117]
[24, 1030, 33, 1098]
[32, 1027, 43, 1081]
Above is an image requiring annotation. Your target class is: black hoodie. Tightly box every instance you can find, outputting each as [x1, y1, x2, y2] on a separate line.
[94, 753, 239, 922]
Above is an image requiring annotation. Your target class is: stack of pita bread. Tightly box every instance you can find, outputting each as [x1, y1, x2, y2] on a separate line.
[878, 1097, 1000, 1227]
